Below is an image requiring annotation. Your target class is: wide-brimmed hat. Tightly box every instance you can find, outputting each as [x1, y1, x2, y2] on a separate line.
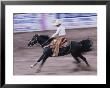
[53, 19, 62, 26]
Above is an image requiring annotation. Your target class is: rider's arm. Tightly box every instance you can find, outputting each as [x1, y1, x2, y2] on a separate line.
[51, 28, 60, 38]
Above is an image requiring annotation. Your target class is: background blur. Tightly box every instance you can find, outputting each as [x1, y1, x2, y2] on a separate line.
[13, 13, 97, 32]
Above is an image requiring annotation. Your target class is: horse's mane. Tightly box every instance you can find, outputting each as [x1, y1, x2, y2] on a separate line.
[39, 35, 50, 39]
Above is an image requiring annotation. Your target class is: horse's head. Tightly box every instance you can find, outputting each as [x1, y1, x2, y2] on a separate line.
[28, 34, 39, 47]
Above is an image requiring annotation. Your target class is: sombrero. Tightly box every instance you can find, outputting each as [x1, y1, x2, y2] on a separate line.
[53, 19, 62, 26]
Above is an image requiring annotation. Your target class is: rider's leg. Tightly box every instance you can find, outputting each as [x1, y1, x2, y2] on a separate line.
[52, 38, 62, 56]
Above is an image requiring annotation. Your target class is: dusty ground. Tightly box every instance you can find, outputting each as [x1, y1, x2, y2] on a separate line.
[13, 27, 97, 75]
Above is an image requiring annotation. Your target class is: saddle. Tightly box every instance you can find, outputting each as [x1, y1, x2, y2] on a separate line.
[50, 37, 68, 49]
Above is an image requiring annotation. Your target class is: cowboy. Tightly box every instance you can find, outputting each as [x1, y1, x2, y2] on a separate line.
[51, 19, 67, 56]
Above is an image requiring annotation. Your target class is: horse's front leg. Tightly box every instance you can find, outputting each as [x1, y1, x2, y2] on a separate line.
[30, 54, 45, 68]
[36, 55, 48, 73]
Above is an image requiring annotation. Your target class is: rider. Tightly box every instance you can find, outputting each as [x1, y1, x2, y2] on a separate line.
[51, 19, 67, 56]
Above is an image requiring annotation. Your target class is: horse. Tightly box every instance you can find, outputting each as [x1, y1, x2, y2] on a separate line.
[28, 34, 93, 72]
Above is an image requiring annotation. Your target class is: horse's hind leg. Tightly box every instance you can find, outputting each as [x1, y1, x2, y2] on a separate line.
[30, 54, 45, 68]
[71, 53, 81, 64]
[79, 54, 90, 67]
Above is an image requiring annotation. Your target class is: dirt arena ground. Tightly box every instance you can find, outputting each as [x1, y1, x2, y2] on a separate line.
[13, 27, 97, 75]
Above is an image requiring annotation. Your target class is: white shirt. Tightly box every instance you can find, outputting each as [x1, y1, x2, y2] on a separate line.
[51, 25, 66, 37]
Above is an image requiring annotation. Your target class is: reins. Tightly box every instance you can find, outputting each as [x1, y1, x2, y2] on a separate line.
[41, 37, 54, 47]
[41, 38, 51, 47]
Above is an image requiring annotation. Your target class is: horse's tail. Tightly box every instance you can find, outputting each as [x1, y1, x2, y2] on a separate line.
[79, 38, 93, 53]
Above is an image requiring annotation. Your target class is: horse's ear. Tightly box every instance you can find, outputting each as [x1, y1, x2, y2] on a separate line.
[35, 34, 39, 37]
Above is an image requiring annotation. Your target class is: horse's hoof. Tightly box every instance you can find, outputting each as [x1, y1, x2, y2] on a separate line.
[76, 63, 81, 67]
[36, 69, 41, 73]
[87, 64, 91, 67]
[73, 61, 80, 64]
[30, 65, 34, 68]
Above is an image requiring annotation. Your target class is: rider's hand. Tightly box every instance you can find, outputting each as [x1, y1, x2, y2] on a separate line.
[50, 36, 54, 39]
